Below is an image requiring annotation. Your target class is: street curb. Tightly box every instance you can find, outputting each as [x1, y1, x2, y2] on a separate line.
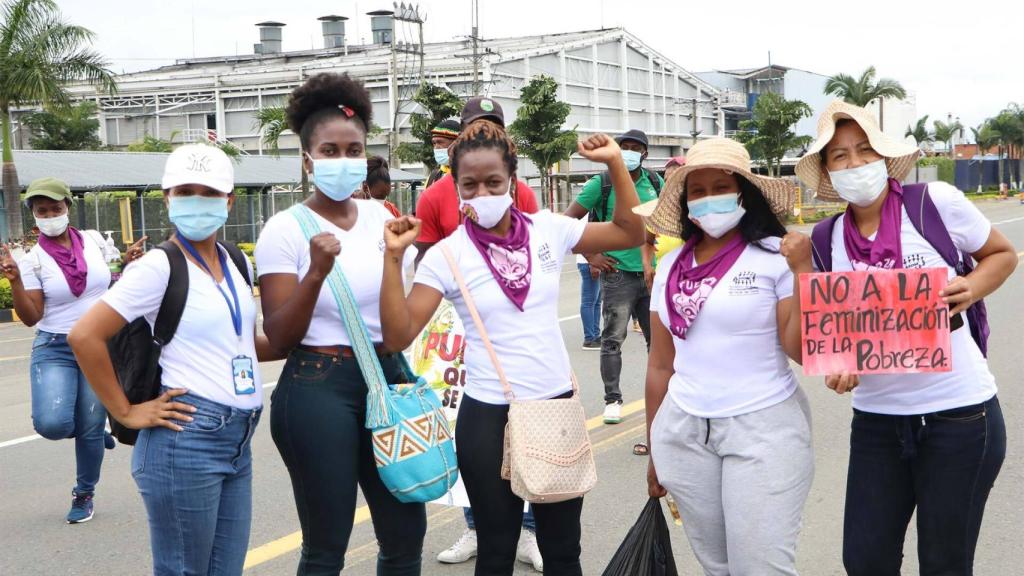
[0, 309, 19, 324]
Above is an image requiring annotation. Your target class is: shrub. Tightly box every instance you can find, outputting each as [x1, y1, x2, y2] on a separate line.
[0, 278, 12, 310]
[917, 157, 954, 185]
[237, 243, 256, 257]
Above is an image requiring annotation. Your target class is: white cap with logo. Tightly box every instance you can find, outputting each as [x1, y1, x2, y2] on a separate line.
[161, 144, 235, 194]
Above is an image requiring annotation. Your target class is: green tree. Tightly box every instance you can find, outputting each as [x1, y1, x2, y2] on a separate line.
[508, 75, 578, 207]
[905, 115, 933, 149]
[933, 119, 963, 159]
[0, 0, 117, 240]
[824, 66, 907, 130]
[395, 82, 464, 170]
[734, 92, 813, 177]
[126, 134, 174, 153]
[988, 110, 1020, 187]
[20, 101, 103, 150]
[255, 106, 308, 193]
[971, 123, 998, 192]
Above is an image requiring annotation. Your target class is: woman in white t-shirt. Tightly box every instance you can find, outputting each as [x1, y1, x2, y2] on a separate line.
[640, 138, 811, 575]
[379, 123, 646, 575]
[795, 101, 1017, 575]
[253, 73, 424, 575]
[70, 144, 279, 575]
[0, 177, 142, 525]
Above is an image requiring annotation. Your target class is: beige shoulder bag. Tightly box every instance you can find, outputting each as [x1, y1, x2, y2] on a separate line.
[440, 244, 597, 503]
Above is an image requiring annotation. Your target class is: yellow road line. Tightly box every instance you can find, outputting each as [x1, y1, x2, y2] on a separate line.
[243, 398, 648, 570]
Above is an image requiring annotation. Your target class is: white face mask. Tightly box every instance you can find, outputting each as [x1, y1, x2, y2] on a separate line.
[828, 159, 889, 207]
[460, 178, 514, 229]
[688, 193, 746, 239]
[36, 213, 69, 237]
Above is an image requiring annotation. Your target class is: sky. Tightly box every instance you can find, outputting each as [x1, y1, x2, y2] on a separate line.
[57, 0, 1023, 136]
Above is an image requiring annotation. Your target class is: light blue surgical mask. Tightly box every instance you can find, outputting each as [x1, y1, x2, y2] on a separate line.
[621, 150, 643, 171]
[433, 148, 450, 167]
[168, 196, 229, 241]
[308, 156, 367, 202]
[687, 193, 741, 218]
[687, 193, 746, 238]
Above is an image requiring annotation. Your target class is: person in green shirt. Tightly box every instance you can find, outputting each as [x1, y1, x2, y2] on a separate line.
[564, 129, 662, 424]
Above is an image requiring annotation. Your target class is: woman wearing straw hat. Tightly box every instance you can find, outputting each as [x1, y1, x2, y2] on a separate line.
[796, 100, 1017, 575]
[644, 137, 814, 575]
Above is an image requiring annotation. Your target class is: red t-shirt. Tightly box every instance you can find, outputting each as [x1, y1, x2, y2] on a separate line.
[415, 173, 540, 243]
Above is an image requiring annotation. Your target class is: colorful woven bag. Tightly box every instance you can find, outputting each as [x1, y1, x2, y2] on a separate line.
[290, 205, 458, 503]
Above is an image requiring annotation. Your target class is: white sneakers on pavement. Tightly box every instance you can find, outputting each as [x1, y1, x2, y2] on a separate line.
[517, 529, 544, 572]
[603, 401, 623, 424]
[437, 527, 478, 564]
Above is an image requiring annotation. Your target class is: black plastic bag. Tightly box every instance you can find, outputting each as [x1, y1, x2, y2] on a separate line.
[602, 497, 679, 576]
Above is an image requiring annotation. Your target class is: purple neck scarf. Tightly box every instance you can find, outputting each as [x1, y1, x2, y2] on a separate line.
[37, 227, 88, 297]
[665, 233, 746, 339]
[842, 178, 904, 271]
[465, 208, 533, 311]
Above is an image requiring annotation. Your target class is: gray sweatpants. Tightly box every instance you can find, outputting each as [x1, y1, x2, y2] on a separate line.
[650, 388, 814, 576]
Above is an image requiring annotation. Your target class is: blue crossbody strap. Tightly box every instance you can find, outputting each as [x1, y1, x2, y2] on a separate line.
[288, 205, 396, 428]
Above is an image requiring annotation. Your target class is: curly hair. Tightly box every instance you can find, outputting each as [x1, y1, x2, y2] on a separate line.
[365, 155, 390, 187]
[285, 73, 372, 150]
[677, 172, 787, 251]
[449, 119, 518, 180]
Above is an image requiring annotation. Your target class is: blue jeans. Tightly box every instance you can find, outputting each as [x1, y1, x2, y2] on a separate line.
[464, 506, 536, 532]
[271, 348, 426, 575]
[30, 331, 107, 494]
[843, 396, 1006, 575]
[577, 264, 602, 342]
[132, 388, 261, 576]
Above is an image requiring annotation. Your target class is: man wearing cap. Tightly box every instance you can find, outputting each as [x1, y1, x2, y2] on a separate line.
[413, 97, 539, 267]
[425, 119, 461, 189]
[564, 129, 663, 424]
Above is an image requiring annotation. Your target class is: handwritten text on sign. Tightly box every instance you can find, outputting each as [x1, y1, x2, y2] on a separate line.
[799, 269, 952, 376]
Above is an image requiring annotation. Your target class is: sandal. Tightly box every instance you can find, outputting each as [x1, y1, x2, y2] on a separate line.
[632, 442, 649, 456]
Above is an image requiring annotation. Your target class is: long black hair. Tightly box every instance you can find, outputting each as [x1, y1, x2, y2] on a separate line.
[679, 173, 787, 251]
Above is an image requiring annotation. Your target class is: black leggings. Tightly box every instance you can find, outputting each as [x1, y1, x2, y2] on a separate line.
[456, 393, 584, 576]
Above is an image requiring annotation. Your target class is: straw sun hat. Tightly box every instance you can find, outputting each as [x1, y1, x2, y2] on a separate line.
[635, 138, 796, 238]
[795, 100, 921, 202]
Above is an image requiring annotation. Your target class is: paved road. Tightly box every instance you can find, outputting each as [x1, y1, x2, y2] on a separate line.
[2, 200, 1023, 575]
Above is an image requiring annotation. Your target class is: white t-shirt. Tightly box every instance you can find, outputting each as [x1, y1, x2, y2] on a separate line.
[254, 200, 412, 347]
[102, 248, 262, 410]
[826, 181, 996, 415]
[19, 232, 111, 334]
[651, 237, 799, 418]
[416, 211, 587, 404]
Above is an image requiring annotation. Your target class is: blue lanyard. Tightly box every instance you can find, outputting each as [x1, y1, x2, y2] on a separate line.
[176, 234, 242, 338]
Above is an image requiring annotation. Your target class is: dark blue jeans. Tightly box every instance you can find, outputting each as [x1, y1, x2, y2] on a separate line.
[133, 389, 261, 576]
[30, 331, 107, 494]
[599, 271, 651, 403]
[843, 396, 1006, 576]
[577, 263, 602, 342]
[271, 348, 426, 575]
[464, 506, 536, 532]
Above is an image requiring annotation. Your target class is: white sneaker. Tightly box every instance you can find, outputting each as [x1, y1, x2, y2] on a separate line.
[437, 528, 478, 564]
[516, 529, 544, 572]
[603, 401, 622, 424]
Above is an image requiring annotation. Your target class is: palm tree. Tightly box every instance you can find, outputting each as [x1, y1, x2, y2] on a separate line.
[254, 106, 307, 194]
[824, 66, 907, 131]
[988, 111, 1020, 189]
[971, 123, 998, 193]
[933, 119, 963, 159]
[905, 115, 933, 152]
[0, 0, 117, 240]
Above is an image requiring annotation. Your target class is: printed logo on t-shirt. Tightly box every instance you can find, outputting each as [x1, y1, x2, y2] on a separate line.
[903, 253, 926, 269]
[378, 239, 386, 253]
[537, 242, 559, 274]
[728, 271, 758, 296]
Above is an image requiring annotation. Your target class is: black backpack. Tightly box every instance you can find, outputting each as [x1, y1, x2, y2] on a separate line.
[594, 168, 662, 222]
[106, 240, 252, 445]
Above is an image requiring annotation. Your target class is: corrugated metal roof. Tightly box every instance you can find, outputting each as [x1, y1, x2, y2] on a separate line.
[10, 150, 425, 191]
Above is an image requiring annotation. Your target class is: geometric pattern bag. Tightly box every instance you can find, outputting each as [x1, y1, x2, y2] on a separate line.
[290, 205, 458, 503]
[441, 244, 597, 503]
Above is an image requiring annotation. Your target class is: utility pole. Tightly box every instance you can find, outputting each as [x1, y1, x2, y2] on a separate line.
[471, 0, 481, 94]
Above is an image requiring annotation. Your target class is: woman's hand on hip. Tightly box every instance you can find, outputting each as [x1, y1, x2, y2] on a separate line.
[118, 388, 196, 431]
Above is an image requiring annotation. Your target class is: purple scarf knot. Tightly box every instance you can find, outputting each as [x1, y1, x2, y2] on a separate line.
[665, 233, 747, 339]
[37, 227, 88, 297]
[842, 178, 904, 271]
[464, 208, 533, 311]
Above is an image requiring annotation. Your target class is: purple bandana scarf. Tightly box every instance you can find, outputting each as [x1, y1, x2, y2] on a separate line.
[842, 178, 904, 271]
[465, 208, 533, 311]
[665, 233, 746, 339]
[37, 227, 88, 297]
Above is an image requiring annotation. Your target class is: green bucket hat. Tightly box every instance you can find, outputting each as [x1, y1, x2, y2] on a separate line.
[24, 177, 73, 207]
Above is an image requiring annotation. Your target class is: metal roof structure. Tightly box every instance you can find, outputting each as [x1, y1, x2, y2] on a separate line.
[10, 150, 425, 192]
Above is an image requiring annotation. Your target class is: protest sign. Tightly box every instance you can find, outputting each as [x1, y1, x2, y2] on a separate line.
[799, 268, 953, 376]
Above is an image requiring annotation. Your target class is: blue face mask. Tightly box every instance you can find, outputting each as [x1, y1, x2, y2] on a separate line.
[621, 150, 643, 171]
[687, 193, 741, 218]
[433, 148, 450, 167]
[168, 196, 229, 241]
[308, 156, 367, 202]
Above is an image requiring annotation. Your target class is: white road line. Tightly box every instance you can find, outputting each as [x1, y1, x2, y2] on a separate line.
[992, 216, 1024, 226]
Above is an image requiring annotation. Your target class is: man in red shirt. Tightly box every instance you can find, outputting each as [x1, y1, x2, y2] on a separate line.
[414, 97, 539, 266]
